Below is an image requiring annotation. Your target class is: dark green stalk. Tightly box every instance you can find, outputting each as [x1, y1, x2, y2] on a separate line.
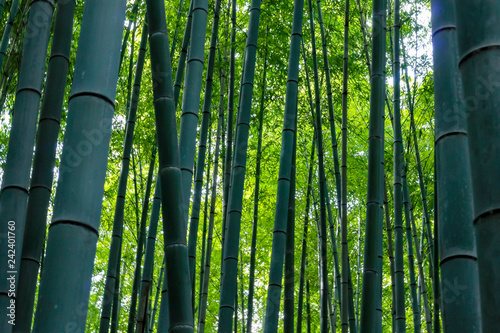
[355, 213, 362, 331]
[402, 167, 420, 333]
[136, 177, 162, 333]
[218, 1, 261, 330]
[198, 77, 224, 331]
[316, 0, 341, 213]
[173, 0, 193, 108]
[401, 40, 435, 273]
[356, 0, 371, 76]
[340, 0, 354, 331]
[359, 0, 386, 330]
[100, 21, 148, 333]
[0, 0, 20, 74]
[297, 140, 314, 333]
[307, 0, 329, 330]
[178, 0, 209, 224]
[118, 0, 140, 69]
[284, 118, 297, 333]
[384, 177, 396, 331]
[221, 0, 237, 259]
[392, 0, 406, 331]
[31, 0, 126, 330]
[187, 0, 222, 301]
[149, 257, 165, 332]
[431, 1, 481, 331]
[0, 0, 54, 330]
[405, 175, 432, 333]
[169, 0, 186, 59]
[306, 279, 312, 333]
[127, 146, 156, 333]
[111, 255, 125, 333]
[145, 0, 193, 330]
[453, 3, 500, 328]
[246, 44, 267, 333]
[15, 1, 75, 330]
[264, 0, 303, 331]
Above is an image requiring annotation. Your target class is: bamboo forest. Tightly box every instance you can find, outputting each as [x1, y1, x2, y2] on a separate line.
[0, 0, 495, 331]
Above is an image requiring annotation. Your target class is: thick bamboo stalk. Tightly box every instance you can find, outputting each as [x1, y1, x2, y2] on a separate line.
[431, 1, 481, 331]
[264, 0, 303, 330]
[15, 1, 75, 330]
[145, 0, 193, 329]
[100, 20, 148, 333]
[31, 0, 126, 331]
[359, 0, 386, 331]
[217, 0, 261, 330]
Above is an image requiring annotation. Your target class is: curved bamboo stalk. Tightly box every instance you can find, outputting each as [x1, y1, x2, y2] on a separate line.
[99, 20, 148, 333]
[359, 0, 386, 331]
[264, 0, 303, 330]
[15, 1, 75, 330]
[145, 0, 193, 330]
[31, 0, 126, 331]
[431, 1, 481, 331]
[218, 1, 261, 330]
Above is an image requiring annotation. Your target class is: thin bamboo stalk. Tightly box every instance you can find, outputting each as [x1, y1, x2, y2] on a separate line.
[218, 1, 261, 330]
